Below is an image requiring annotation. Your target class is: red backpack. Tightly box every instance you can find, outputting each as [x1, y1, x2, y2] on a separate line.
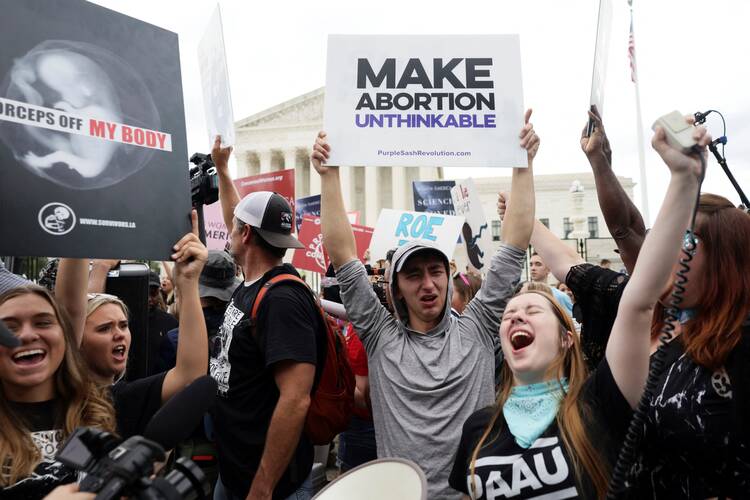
[250, 274, 355, 445]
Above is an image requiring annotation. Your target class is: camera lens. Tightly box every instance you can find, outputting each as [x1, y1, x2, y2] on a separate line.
[161, 457, 210, 500]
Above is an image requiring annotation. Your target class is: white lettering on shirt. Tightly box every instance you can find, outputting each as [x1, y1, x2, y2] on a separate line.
[466, 436, 577, 499]
[209, 301, 244, 395]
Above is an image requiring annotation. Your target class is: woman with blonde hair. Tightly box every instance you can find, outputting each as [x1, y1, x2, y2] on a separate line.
[75, 212, 209, 436]
[0, 211, 207, 498]
[0, 285, 115, 498]
[449, 118, 711, 498]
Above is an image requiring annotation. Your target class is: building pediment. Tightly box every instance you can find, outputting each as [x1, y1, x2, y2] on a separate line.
[236, 87, 324, 130]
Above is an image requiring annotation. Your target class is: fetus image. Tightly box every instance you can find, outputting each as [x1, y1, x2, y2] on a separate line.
[43, 205, 74, 234]
[0, 40, 161, 189]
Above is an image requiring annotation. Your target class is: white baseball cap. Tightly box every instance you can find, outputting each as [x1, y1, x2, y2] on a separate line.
[234, 192, 303, 249]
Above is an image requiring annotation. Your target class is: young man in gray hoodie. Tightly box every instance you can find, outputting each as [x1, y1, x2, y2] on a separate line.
[311, 110, 539, 499]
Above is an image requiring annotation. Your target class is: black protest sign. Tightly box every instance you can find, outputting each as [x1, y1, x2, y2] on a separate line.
[0, 0, 190, 259]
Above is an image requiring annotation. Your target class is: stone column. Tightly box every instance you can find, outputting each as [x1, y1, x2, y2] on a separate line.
[283, 149, 297, 172]
[258, 150, 273, 174]
[418, 166, 434, 181]
[241, 151, 255, 177]
[391, 166, 407, 211]
[365, 167, 379, 226]
[232, 149, 245, 177]
[284, 149, 300, 198]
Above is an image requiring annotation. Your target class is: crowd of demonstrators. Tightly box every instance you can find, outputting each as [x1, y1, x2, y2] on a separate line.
[451, 272, 482, 317]
[0, 211, 208, 499]
[452, 271, 508, 390]
[321, 264, 378, 473]
[145, 271, 179, 376]
[555, 281, 574, 303]
[155, 249, 241, 493]
[320, 271, 378, 474]
[159, 249, 240, 372]
[0, 261, 31, 295]
[450, 116, 714, 499]
[209, 137, 326, 500]
[160, 266, 176, 307]
[582, 106, 646, 275]
[528, 252, 574, 316]
[1, 105, 749, 500]
[514, 112, 750, 497]
[311, 108, 539, 499]
[337, 322, 376, 472]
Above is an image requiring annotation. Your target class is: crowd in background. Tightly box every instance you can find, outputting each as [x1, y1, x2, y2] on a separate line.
[1, 106, 749, 500]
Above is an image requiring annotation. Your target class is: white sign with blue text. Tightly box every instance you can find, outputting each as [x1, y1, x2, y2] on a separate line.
[369, 209, 465, 260]
[324, 35, 527, 168]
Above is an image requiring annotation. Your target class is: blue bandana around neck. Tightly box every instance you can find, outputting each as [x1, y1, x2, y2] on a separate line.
[502, 378, 569, 449]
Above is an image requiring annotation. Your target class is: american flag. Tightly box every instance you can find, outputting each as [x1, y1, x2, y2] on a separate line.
[628, 2, 637, 83]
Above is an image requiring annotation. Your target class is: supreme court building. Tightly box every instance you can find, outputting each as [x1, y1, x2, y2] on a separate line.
[234, 87, 443, 228]
[234, 87, 637, 270]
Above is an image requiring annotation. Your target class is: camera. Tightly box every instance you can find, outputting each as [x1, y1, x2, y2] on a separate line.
[366, 267, 385, 276]
[189, 153, 219, 208]
[372, 278, 392, 313]
[56, 427, 210, 500]
[189, 152, 220, 244]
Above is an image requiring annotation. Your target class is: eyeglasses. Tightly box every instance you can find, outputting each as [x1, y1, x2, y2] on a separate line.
[683, 230, 700, 256]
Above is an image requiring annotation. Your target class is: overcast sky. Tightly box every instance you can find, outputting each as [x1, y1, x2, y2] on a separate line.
[92, 0, 750, 226]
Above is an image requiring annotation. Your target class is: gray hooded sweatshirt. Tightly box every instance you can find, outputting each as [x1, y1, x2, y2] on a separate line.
[336, 241, 526, 499]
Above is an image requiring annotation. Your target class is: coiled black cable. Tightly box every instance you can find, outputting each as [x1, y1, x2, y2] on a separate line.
[606, 152, 706, 498]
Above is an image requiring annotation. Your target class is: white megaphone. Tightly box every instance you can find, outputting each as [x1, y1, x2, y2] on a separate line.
[313, 458, 427, 500]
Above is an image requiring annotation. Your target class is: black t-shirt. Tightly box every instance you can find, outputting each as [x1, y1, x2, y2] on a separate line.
[450, 360, 632, 499]
[0, 375, 165, 499]
[566, 263, 628, 369]
[146, 308, 179, 376]
[1, 400, 74, 500]
[209, 264, 325, 499]
[628, 336, 750, 498]
[158, 305, 227, 372]
[111, 372, 167, 439]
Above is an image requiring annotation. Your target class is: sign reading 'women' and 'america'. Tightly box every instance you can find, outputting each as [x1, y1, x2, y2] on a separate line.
[323, 35, 527, 168]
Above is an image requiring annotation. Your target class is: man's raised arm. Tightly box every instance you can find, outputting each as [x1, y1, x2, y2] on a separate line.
[211, 135, 241, 234]
[461, 110, 539, 338]
[501, 109, 537, 250]
[54, 258, 88, 347]
[581, 106, 646, 273]
[311, 131, 357, 268]
[530, 221, 585, 284]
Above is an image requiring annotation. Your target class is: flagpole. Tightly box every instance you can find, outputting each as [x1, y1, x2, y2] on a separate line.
[629, 1, 650, 225]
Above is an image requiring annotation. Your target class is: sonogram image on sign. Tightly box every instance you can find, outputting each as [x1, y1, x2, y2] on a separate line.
[0, 40, 161, 189]
[0, 0, 189, 261]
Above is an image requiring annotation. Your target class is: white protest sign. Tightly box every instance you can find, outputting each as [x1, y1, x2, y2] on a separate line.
[324, 35, 526, 168]
[198, 5, 235, 147]
[451, 178, 493, 272]
[589, 0, 613, 114]
[368, 209, 465, 260]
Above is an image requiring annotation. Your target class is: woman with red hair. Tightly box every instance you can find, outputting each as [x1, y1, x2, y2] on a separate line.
[629, 193, 750, 498]
[521, 160, 750, 496]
